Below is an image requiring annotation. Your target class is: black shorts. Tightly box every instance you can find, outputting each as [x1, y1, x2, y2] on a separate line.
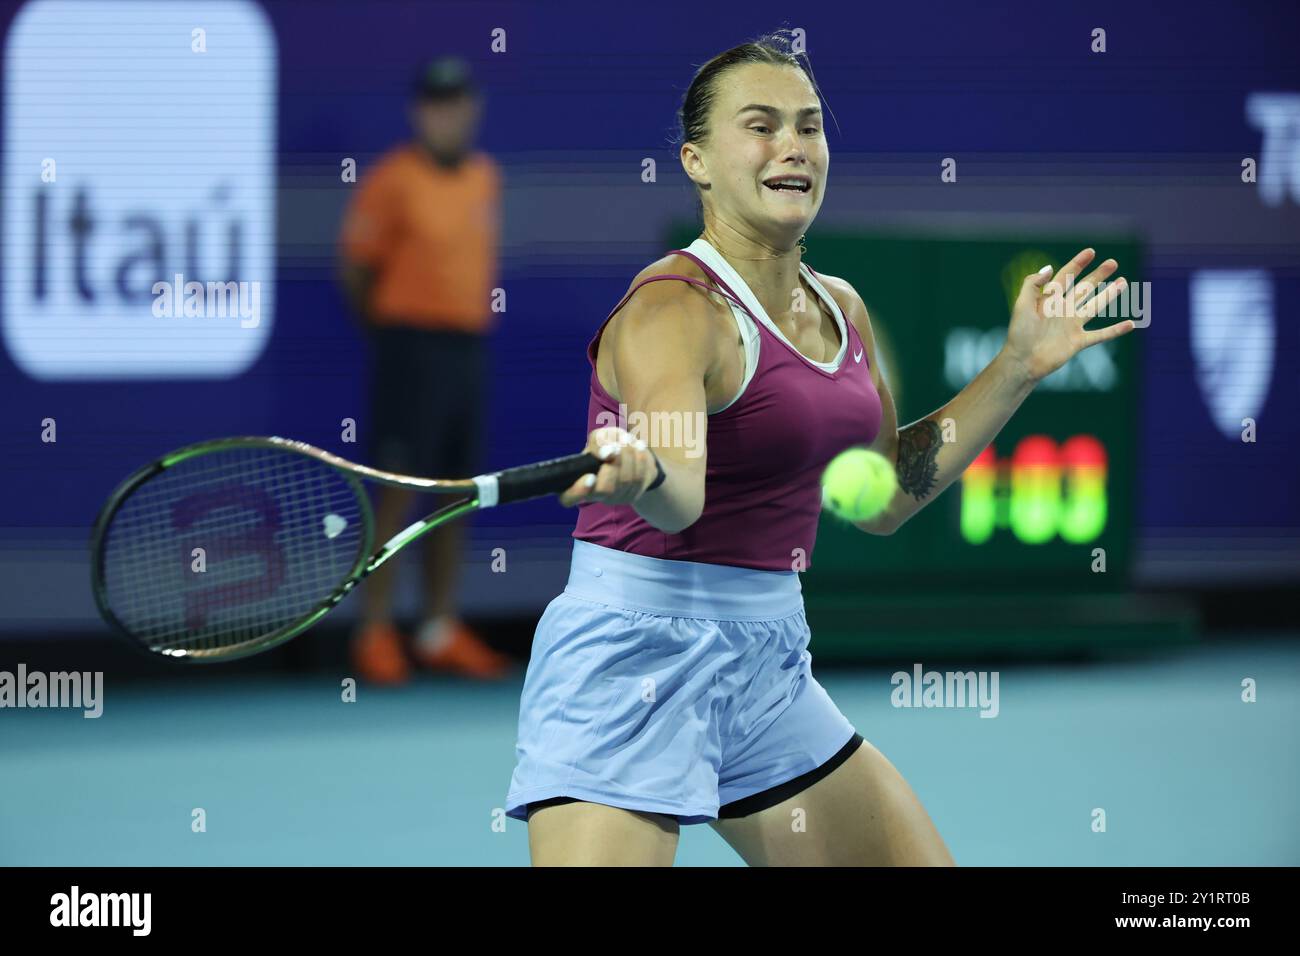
[367, 326, 487, 478]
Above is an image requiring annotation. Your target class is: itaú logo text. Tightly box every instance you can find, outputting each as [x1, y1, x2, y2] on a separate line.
[961, 435, 1108, 545]
[2, 0, 277, 380]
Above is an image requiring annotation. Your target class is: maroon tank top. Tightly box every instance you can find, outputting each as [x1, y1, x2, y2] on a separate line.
[571, 247, 883, 572]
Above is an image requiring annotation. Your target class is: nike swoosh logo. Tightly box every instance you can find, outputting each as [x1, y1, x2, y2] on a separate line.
[854, 347, 864, 363]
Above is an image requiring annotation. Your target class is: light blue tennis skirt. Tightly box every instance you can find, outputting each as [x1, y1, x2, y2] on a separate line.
[505, 539, 858, 824]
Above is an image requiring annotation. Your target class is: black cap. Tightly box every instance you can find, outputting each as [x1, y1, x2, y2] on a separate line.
[413, 56, 478, 100]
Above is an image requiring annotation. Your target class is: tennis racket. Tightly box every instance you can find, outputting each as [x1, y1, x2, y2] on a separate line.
[90, 436, 603, 663]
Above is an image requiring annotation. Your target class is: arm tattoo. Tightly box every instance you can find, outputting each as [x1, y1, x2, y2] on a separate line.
[896, 419, 942, 501]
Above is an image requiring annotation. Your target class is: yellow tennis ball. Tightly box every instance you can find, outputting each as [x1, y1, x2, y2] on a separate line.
[820, 448, 897, 523]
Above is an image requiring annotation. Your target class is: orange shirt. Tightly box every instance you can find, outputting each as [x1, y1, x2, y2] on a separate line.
[340, 145, 501, 333]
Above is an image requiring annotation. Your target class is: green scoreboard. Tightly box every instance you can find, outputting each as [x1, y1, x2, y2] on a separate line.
[668, 226, 1155, 656]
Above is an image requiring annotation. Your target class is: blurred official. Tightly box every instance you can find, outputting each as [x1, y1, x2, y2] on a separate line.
[339, 57, 508, 683]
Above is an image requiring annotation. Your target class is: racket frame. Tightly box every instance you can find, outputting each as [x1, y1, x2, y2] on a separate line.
[92, 435, 603, 662]
[90, 436, 482, 663]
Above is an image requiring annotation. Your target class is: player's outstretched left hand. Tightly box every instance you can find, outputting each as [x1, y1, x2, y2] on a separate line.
[1002, 247, 1136, 384]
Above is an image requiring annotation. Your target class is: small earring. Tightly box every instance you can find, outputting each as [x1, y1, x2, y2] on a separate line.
[797, 234, 807, 256]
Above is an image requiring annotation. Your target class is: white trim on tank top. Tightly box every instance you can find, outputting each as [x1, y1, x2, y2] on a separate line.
[683, 238, 850, 414]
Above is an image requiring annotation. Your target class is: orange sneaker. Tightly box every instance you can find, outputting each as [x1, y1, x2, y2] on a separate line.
[415, 619, 513, 680]
[351, 622, 411, 685]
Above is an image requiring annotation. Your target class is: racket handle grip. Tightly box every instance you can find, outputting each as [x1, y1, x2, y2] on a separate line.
[473, 452, 606, 507]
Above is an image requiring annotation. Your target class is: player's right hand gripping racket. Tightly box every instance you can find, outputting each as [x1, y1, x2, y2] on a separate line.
[90, 437, 602, 663]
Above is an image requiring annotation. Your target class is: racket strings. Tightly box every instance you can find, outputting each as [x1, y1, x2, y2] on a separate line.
[100, 447, 368, 656]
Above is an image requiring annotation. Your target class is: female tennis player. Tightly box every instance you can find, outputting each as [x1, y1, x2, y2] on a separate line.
[503, 31, 1134, 866]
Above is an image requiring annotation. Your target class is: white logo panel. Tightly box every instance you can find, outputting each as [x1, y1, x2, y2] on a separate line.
[1189, 270, 1274, 439]
[2, 0, 277, 379]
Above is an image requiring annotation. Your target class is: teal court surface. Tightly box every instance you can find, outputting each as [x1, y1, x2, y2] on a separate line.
[2, 638, 1296, 866]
